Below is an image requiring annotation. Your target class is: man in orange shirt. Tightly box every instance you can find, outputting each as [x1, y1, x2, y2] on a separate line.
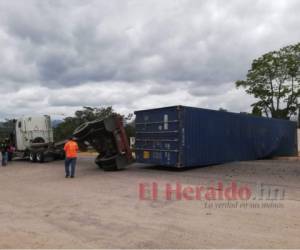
[64, 137, 79, 178]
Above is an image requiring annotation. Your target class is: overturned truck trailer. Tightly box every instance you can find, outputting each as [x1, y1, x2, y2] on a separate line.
[134, 106, 298, 168]
[73, 115, 132, 171]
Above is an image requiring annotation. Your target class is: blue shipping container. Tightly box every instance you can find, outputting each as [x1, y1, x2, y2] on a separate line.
[134, 106, 298, 168]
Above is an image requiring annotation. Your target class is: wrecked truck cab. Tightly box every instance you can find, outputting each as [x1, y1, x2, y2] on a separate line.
[73, 115, 133, 171]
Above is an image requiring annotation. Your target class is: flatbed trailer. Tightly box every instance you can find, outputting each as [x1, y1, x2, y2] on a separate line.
[73, 115, 133, 170]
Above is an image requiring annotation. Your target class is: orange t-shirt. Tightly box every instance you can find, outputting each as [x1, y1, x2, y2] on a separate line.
[64, 140, 79, 158]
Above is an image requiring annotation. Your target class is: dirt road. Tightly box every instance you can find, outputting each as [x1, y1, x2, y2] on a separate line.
[0, 157, 299, 248]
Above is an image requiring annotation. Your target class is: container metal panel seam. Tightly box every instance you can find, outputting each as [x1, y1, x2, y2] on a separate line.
[136, 131, 179, 134]
[135, 120, 179, 125]
[177, 106, 184, 168]
[134, 148, 179, 152]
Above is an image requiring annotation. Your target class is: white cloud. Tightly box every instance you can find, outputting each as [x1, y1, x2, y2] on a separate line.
[0, 0, 299, 119]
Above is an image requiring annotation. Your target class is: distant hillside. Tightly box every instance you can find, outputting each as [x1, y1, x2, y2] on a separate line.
[51, 120, 63, 128]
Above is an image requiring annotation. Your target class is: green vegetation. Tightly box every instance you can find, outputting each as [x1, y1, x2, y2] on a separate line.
[0, 119, 14, 142]
[236, 43, 300, 119]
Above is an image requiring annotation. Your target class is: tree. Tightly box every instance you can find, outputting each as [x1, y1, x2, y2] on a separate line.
[0, 119, 15, 142]
[53, 116, 79, 142]
[251, 105, 262, 117]
[125, 119, 135, 139]
[236, 43, 300, 119]
[74, 106, 117, 123]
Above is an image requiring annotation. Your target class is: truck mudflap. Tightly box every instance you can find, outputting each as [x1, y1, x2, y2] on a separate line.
[73, 115, 133, 171]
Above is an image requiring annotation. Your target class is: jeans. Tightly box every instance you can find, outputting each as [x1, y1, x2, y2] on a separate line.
[2, 152, 8, 166]
[8, 152, 13, 161]
[65, 158, 77, 177]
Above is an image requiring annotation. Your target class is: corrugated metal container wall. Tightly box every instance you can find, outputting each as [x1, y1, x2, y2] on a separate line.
[134, 106, 298, 168]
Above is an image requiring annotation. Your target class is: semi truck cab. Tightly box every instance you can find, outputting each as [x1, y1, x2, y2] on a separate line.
[13, 115, 65, 162]
[15, 115, 54, 150]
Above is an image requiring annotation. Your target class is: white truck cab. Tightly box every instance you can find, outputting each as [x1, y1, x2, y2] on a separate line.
[13, 115, 64, 162]
[15, 115, 54, 151]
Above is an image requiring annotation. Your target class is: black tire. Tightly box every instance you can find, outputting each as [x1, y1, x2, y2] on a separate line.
[29, 152, 37, 162]
[36, 152, 44, 163]
[95, 155, 118, 171]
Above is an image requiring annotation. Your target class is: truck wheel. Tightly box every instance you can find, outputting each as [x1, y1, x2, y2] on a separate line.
[36, 152, 44, 163]
[102, 162, 118, 171]
[29, 152, 37, 162]
[95, 155, 118, 171]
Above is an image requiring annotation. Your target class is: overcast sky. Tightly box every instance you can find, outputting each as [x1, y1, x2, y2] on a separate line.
[0, 0, 299, 120]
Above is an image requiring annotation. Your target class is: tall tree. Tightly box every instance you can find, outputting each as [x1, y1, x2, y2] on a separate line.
[236, 43, 300, 119]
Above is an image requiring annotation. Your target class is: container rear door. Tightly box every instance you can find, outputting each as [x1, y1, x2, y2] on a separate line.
[135, 107, 181, 166]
